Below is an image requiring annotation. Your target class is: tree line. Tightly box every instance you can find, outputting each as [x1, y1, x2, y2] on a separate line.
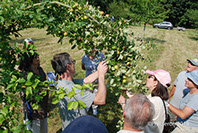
[76, 0, 198, 29]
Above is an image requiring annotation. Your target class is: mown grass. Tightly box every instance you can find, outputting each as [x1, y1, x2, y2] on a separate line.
[10, 26, 198, 133]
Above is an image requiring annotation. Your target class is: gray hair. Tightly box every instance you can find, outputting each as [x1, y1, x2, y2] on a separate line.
[51, 52, 72, 75]
[124, 93, 154, 130]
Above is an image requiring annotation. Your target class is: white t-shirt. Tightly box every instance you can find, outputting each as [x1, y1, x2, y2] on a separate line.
[144, 94, 165, 133]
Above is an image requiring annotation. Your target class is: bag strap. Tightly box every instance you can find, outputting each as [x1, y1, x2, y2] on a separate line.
[160, 97, 168, 120]
[26, 101, 33, 120]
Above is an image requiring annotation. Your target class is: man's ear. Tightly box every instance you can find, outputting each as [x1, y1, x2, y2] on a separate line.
[66, 64, 71, 71]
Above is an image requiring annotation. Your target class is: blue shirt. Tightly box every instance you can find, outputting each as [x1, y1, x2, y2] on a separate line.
[81, 51, 105, 77]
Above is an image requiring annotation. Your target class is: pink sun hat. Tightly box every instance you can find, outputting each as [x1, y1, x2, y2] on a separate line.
[146, 69, 171, 88]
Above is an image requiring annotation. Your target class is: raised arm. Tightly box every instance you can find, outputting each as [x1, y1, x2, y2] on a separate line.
[93, 61, 108, 105]
[169, 85, 176, 100]
[83, 70, 98, 84]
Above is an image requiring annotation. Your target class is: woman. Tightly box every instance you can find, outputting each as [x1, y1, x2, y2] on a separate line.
[19, 51, 48, 133]
[81, 48, 105, 115]
[169, 70, 198, 132]
[144, 69, 171, 133]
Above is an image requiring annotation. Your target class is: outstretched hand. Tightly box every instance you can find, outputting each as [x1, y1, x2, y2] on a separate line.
[98, 61, 108, 75]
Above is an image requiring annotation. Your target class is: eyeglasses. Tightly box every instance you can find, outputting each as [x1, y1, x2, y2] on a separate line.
[71, 60, 76, 64]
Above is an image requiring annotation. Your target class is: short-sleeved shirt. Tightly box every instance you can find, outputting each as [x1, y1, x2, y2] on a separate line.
[56, 79, 96, 129]
[144, 94, 165, 133]
[170, 71, 189, 108]
[81, 51, 105, 77]
[177, 93, 198, 127]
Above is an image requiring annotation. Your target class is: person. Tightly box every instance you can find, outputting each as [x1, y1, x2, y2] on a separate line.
[169, 58, 198, 122]
[144, 69, 171, 133]
[62, 115, 108, 133]
[24, 38, 34, 45]
[81, 48, 105, 115]
[51, 52, 108, 130]
[168, 70, 198, 132]
[19, 49, 48, 133]
[117, 93, 154, 133]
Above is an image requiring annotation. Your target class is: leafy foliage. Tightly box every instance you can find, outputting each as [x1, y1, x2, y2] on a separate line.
[0, 0, 152, 132]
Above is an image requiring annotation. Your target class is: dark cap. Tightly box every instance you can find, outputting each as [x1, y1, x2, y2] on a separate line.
[62, 115, 108, 133]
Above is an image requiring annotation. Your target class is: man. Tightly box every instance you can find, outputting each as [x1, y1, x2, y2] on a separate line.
[51, 52, 108, 130]
[117, 94, 154, 133]
[169, 58, 198, 121]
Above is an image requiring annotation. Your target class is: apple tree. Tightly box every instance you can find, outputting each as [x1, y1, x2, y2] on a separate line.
[0, 0, 153, 132]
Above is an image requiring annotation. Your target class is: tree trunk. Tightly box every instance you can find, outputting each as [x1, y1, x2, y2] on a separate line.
[142, 23, 147, 38]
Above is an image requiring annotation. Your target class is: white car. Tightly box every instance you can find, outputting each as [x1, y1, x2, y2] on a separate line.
[177, 27, 185, 31]
[153, 21, 173, 30]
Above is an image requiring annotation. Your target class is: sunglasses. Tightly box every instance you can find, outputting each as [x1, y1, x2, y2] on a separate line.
[148, 75, 153, 79]
[148, 75, 157, 80]
[71, 60, 76, 64]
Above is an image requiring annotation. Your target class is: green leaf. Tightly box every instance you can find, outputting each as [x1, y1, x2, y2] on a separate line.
[25, 81, 32, 86]
[32, 103, 39, 110]
[73, 84, 82, 90]
[27, 72, 33, 81]
[67, 91, 76, 98]
[0, 128, 8, 133]
[67, 101, 78, 110]
[59, 93, 65, 99]
[0, 114, 5, 123]
[1, 107, 8, 116]
[67, 101, 74, 110]
[73, 101, 78, 110]
[27, 87, 32, 95]
[40, 91, 47, 96]
[80, 90, 85, 95]
[78, 100, 86, 109]
[52, 98, 59, 104]
[6, 83, 14, 89]
[17, 78, 26, 83]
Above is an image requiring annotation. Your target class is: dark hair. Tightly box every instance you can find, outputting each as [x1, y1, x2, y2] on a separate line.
[151, 78, 169, 100]
[51, 52, 72, 75]
[18, 51, 39, 72]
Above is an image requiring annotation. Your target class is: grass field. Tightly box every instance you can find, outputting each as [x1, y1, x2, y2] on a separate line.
[11, 25, 198, 133]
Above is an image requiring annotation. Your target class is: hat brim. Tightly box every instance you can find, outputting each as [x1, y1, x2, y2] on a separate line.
[186, 72, 198, 85]
[146, 70, 154, 75]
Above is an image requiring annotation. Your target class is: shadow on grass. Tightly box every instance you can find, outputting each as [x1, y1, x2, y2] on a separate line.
[189, 36, 198, 41]
[94, 88, 121, 133]
[145, 37, 166, 44]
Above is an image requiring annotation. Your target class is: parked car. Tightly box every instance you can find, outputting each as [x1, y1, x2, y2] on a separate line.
[177, 27, 185, 31]
[153, 21, 173, 30]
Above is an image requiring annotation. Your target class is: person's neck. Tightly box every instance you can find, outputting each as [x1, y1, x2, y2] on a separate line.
[124, 121, 142, 132]
[189, 88, 198, 94]
[60, 72, 73, 81]
[31, 64, 39, 74]
[31, 64, 38, 70]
